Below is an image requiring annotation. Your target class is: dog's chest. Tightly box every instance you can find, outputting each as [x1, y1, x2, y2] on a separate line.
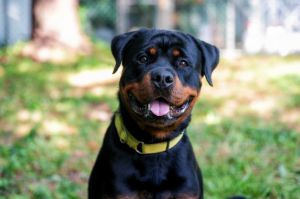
[132, 154, 174, 187]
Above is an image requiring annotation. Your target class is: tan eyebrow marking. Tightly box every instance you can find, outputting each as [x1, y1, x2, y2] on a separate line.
[149, 47, 157, 55]
[172, 48, 181, 57]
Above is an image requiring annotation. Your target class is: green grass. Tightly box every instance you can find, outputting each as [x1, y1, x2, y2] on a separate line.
[0, 44, 300, 198]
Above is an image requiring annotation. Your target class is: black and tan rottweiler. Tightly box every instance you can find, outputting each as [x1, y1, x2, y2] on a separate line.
[89, 29, 219, 199]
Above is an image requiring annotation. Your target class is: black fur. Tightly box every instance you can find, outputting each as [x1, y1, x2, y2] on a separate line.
[89, 29, 219, 199]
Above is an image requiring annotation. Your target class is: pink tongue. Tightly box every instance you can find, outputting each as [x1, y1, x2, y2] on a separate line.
[150, 100, 170, 116]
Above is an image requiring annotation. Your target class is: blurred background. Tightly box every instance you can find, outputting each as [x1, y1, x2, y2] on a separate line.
[1, 0, 300, 56]
[0, 0, 299, 198]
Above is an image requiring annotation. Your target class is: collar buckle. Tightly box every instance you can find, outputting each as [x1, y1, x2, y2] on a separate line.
[135, 142, 144, 154]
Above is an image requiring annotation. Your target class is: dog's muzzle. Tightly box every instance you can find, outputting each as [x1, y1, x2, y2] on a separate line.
[128, 93, 192, 120]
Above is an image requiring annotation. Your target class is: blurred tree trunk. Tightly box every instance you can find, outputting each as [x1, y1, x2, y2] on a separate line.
[23, 0, 91, 62]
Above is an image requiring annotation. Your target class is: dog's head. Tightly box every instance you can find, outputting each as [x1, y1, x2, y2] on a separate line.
[112, 29, 219, 138]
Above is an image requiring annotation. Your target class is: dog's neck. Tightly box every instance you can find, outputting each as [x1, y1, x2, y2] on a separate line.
[118, 99, 190, 144]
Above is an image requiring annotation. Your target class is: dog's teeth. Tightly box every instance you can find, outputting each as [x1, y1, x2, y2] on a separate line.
[144, 104, 151, 117]
[167, 112, 173, 119]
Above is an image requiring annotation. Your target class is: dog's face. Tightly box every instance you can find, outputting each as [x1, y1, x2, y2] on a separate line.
[112, 29, 219, 138]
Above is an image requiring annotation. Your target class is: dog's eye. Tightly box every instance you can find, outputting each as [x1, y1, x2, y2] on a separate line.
[138, 55, 148, 64]
[179, 60, 188, 67]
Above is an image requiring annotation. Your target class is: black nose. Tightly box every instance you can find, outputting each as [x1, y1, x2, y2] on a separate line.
[151, 69, 174, 88]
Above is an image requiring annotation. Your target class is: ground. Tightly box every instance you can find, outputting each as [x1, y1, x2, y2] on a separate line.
[0, 43, 299, 199]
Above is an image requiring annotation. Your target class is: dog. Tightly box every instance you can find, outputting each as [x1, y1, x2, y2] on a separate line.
[89, 29, 219, 199]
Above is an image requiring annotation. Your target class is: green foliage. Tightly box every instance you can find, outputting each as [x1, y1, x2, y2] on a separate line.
[80, 0, 116, 28]
[0, 44, 300, 198]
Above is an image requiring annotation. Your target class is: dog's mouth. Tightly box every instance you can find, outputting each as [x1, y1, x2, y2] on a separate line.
[128, 93, 192, 120]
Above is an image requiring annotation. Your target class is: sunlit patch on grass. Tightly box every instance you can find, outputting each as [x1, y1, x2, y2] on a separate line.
[41, 119, 77, 136]
[17, 109, 42, 122]
[204, 112, 221, 125]
[0, 65, 4, 77]
[52, 137, 70, 150]
[16, 60, 42, 73]
[248, 97, 276, 116]
[280, 109, 300, 131]
[86, 103, 113, 122]
[15, 123, 35, 138]
[68, 68, 120, 88]
[265, 62, 300, 78]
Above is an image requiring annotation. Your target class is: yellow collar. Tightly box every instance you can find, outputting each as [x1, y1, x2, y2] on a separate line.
[114, 112, 184, 154]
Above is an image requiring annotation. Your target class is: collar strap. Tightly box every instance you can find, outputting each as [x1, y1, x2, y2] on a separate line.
[114, 112, 184, 154]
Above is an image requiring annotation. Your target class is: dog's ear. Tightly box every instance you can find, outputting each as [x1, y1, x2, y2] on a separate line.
[192, 38, 219, 86]
[111, 31, 139, 74]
